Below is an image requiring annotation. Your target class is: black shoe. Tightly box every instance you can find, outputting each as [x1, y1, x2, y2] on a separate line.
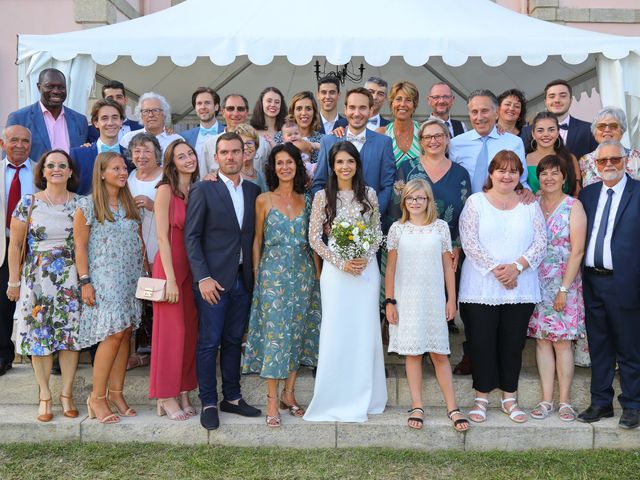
[51, 359, 61, 376]
[200, 406, 220, 430]
[447, 320, 459, 334]
[219, 398, 261, 417]
[577, 404, 614, 423]
[619, 408, 640, 429]
[0, 361, 12, 376]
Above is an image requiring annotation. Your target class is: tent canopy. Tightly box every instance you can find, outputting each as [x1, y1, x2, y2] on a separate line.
[16, 0, 640, 143]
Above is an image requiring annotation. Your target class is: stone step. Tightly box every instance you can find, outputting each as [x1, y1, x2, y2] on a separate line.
[0, 404, 637, 450]
[0, 361, 619, 411]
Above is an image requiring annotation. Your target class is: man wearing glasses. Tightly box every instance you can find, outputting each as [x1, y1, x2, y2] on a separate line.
[578, 140, 640, 430]
[120, 92, 183, 155]
[427, 82, 467, 138]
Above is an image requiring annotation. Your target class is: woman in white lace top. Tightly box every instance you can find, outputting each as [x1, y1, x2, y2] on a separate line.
[459, 150, 546, 424]
[304, 141, 387, 422]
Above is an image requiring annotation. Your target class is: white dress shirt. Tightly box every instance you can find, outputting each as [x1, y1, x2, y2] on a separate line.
[218, 171, 245, 264]
[557, 115, 570, 144]
[584, 174, 627, 270]
[345, 127, 366, 153]
[4, 158, 35, 237]
[428, 115, 467, 138]
[321, 113, 340, 134]
[367, 114, 381, 131]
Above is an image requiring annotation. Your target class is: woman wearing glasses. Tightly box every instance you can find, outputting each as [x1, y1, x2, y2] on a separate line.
[229, 124, 268, 192]
[7, 150, 81, 422]
[579, 106, 640, 187]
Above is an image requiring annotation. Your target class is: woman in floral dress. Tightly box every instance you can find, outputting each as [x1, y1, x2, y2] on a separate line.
[7, 150, 81, 422]
[242, 143, 321, 427]
[528, 154, 587, 422]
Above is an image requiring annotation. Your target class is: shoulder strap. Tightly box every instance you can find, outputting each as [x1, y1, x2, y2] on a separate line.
[19, 195, 36, 274]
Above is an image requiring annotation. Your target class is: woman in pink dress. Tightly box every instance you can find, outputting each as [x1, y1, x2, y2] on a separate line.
[148, 139, 199, 420]
[528, 154, 587, 422]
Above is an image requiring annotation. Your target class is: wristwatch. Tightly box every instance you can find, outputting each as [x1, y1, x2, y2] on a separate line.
[513, 261, 524, 274]
[558, 286, 569, 294]
[382, 298, 397, 308]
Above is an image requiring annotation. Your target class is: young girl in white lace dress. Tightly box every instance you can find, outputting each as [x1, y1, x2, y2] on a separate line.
[385, 179, 469, 432]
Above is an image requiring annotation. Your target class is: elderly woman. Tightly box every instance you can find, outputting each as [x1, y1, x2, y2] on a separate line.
[579, 106, 640, 187]
[459, 150, 546, 424]
[7, 150, 81, 422]
[250, 87, 287, 146]
[273, 91, 324, 166]
[497, 89, 527, 137]
[528, 154, 587, 422]
[228, 124, 268, 191]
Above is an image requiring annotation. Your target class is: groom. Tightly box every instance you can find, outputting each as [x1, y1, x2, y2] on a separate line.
[185, 132, 262, 430]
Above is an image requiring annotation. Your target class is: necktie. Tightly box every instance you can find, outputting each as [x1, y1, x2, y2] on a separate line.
[472, 137, 489, 193]
[593, 188, 614, 269]
[199, 125, 218, 136]
[346, 133, 366, 144]
[100, 143, 121, 153]
[6, 164, 24, 229]
[558, 124, 569, 130]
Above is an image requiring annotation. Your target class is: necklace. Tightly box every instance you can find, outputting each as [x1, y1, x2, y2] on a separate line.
[272, 191, 294, 210]
[487, 191, 512, 210]
[43, 190, 70, 206]
[541, 195, 565, 216]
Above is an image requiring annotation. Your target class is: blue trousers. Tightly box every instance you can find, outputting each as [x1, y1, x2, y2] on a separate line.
[194, 276, 251, 407]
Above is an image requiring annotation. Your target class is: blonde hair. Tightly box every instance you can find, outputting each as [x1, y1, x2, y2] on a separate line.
[388, 81, 419, 111]
[418, 118, 450, 154]
[91, 152, 140, 224]
[399, 178, 438, 225]
[228, 123, 260, 150]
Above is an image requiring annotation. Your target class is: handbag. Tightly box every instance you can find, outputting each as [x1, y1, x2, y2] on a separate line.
[18, 196, 36, 276]
[135, 195, 173, 302]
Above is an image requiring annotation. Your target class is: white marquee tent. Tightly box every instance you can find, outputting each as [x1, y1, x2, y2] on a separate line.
[16, 0, 640, 145]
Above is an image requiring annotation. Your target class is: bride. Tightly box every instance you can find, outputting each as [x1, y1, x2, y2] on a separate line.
[304, 141, 387, 422]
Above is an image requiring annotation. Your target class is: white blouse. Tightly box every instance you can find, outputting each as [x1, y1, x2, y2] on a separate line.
[127, 170, 163, 263]
[459, 192, 546, 305]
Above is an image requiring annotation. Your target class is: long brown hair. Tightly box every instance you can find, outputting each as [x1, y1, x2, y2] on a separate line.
[157, 139, 199, 199]
[288, 91, 320, 133]
[91, 152, 139, 223]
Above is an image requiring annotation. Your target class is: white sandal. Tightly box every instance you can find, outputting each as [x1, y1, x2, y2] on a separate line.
[469, 397, 489, 423]
[530, 401, 554, 420]
[501, 397, 527, 423]
[558, 403, 577, 422]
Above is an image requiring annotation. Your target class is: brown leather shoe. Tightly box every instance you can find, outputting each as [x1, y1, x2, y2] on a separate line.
[453, 353, 472, 375]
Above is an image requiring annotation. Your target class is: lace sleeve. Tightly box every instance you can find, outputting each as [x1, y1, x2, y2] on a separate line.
[309, 190, 346, 270]
[459, 196, 500, 276]
[365, 187, 382, 261]
[522, 203, 547, 269]
[436, 219, 453, 254]
[386, 222, 400, 251]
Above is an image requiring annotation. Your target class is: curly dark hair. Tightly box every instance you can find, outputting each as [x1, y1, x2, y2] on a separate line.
[323, 141, 373, 228]
[497, 88, 527, 132]
[264, 143, 308, 194]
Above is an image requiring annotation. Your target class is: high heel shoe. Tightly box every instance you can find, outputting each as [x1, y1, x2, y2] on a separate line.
[37, 398, 53, 422]
[86, 394, 119, 424]
[60, 394, 79, 418]
[107, 389, 137, 417]
[266, 394, 281, 428]
[157, 399, 187, 421]
[180, 391, 197, 417]
[279, 388, 304, 417]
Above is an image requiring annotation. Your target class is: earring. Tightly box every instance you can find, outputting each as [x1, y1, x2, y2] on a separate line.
[530, 139, 537, 151]
[554, 137, 561, 149]
[101, 177, 105, 180]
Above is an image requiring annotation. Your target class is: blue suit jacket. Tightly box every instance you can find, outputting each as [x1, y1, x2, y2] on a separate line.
[579, 176, 640, 309]
[70, 143, 131, 195]
[311, 130, 396, 216]
[522, 115, 597, 160]
[181, 123, 226, 150]
[184, 179, 261, 292]
[86, 119, 143, 144]
[318, 115, 348, 135]
[6, 102, 88, 162]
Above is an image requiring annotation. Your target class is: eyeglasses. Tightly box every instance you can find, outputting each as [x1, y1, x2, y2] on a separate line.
[44, 163, 69, 170]
[132, 149, 154, 157]
[421, 133, 446, 142]
[595, 156, 625, 166]
[595, 122, 620, 131]
[243, 141, 256, 148]
[428, 95, 452, 101]
[224, 106, 247, 113]
[405, 196, 428, 204]
[140, 108, 163, 116]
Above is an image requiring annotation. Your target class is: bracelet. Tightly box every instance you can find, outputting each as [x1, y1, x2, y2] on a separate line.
[79, 276, 92, 286]
[7, 281, 20, 288]
[558, 286, 569, 294]
[382, 298, 397, 308]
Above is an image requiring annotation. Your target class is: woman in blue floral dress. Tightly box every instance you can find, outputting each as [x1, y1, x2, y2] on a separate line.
[7, 150, 81, 422]
[242, 143, 321, 427]
[74, 152, 144, 424]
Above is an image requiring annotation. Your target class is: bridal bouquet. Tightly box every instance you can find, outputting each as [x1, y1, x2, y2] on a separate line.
[329, 216, 380, 260]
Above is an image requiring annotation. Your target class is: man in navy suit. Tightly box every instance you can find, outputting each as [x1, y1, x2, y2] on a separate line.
[365, 77, 390, 130]
[86, 80, 143, 143]
[316, 76, 348, 135]
[181, 87, 224, 178]
[6, 68, 88, 162]
[70, 99, 130, 195]
[577, 140, 640, 429]
[311, 87, 396, 217]
[522, 79, 597, 160]
[427, 82, 467, 138]
[185, 132, 262, 430]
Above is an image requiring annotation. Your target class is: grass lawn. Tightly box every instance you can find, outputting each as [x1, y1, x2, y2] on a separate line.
[0, 443, 638, 479]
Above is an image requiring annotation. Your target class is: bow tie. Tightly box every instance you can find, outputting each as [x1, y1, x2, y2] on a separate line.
[346, 133, 366, 143]
[558, 124, 569, 130]
[200, 125, 218, 136]
[100, 144, 121, 153]
[367, 117, 377, 124]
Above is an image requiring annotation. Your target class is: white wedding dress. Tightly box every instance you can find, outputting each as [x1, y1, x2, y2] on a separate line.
[304, 188, 388, 422]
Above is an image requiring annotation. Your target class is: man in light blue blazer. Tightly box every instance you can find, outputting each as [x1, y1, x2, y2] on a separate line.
[6, 68, 88, 162]
[311, 87, 396, 216]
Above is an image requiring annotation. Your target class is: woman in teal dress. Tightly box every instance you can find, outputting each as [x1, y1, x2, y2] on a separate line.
[526, 112, 580, 196]
[242, 143, 321, 428]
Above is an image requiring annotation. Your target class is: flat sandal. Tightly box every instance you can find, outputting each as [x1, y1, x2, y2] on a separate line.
[407, 407, 424, 429]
